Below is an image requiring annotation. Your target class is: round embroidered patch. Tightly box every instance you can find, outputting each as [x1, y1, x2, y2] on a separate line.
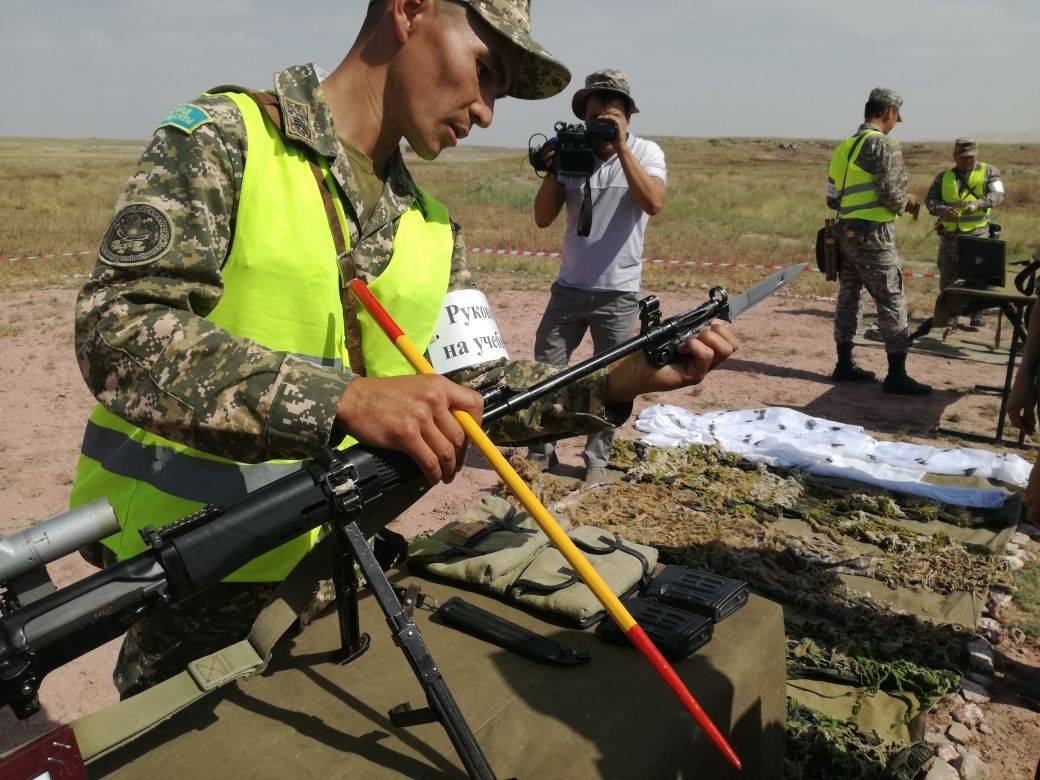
[99, 204, 173, 266]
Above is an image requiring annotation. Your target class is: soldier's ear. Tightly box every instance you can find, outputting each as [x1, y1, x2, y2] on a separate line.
[388, 0, 428, 44]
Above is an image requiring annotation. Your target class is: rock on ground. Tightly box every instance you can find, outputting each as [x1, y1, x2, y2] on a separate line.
[967, 637, 995, 675]
[953, 702, 985, 728]
[926, 759, 960, 780]
[925, 730, 949, 748]
[956, 747, 989, 780]
[962, 679, 991, 704]
[948, 721, 973, 745]
[938, 743, 960, 763]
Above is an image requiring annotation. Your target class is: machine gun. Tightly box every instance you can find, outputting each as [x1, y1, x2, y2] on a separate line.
[0, 263, 803, 777]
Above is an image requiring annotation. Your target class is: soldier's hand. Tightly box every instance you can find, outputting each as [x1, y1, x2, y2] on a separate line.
[603, 320, 740, 403]
[334, 375, 483, 485]
[940, 207, 958, 219]
[904, 194, 921, 220]
[963, 202, 979, 213]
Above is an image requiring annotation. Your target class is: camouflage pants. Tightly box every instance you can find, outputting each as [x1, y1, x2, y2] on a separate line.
[114, 582, 278, 698]
[833, 224, 909, 353]
[937, 228, 988, 291]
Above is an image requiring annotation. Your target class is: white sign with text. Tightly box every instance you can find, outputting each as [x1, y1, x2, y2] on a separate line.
[428, 289, 509, 373]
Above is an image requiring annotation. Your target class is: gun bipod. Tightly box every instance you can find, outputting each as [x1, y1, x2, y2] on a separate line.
[315, 449, 496, 780]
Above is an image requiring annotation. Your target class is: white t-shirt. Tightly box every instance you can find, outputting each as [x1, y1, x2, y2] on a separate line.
[556, 134, 666, 293]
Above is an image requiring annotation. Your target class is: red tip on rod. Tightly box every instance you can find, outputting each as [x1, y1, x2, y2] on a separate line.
[626, 624, 742, 770]
[349, 279, 404, 341]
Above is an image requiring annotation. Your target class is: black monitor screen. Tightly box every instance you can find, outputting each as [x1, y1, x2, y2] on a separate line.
[956, 235, 1005, 285]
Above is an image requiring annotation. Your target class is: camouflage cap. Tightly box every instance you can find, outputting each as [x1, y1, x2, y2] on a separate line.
[453, 0, 571, 100]
[571, 69, 639, 119]
[868, 86, 903, 121]
[954, 137, 978, 156]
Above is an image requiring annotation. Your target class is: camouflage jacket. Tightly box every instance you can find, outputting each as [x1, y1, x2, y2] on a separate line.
[924, 163, 1004, 216]
[76, 64, 627, 464]
[826, 123, 909, 217]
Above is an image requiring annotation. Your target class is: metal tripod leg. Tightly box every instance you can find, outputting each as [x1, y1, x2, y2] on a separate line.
[335, 519, 495, 780]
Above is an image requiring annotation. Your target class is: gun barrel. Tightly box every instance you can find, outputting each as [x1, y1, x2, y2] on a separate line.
[0, 499, 119, 584]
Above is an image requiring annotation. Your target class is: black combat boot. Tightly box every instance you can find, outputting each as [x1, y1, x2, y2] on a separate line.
[882, 352, 932, 395]
[831, 343, 876, 382]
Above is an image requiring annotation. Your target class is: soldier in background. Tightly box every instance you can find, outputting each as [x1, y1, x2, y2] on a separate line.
[925, 138, 1005, 327]
[826, 87, 931, 395]
[71, 0, 739, 697]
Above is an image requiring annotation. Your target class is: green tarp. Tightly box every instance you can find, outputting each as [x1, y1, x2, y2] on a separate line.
[91, 575, 787, 779]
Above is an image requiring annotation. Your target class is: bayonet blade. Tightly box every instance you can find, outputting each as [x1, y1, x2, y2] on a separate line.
[726, 262, 807, 320]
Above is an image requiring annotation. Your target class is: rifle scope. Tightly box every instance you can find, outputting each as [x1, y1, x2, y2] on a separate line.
[0, 499, 118, 585]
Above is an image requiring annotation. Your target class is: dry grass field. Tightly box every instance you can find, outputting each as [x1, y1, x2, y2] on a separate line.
[2, 135, 1038, 312]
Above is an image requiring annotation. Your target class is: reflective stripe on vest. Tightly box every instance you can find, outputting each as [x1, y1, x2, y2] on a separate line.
[70, 91, 453, 582]
[827, 131, 897, 223]
[940, 164, 989, 233]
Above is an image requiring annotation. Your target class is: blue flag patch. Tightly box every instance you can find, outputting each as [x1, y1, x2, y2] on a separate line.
[159, 104, 213, 134]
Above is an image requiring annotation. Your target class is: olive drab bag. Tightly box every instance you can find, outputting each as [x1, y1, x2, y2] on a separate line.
[408, 496, 658, 626]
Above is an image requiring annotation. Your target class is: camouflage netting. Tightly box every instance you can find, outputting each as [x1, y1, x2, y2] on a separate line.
[503, 441, 1017, 778]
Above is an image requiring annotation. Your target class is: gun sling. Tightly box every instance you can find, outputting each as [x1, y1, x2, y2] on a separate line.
[70, 533, 336, 762]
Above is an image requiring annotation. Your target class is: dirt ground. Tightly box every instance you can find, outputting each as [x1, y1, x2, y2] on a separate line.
[2, 282, 1038, 769]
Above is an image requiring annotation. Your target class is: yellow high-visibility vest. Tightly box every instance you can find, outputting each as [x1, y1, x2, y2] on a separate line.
[71, 91, 453, 581]
[940, 165, 990, 233]
[828, 131, 897, 223]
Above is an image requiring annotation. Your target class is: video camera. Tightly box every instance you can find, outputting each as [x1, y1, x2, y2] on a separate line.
[528, 120, 618, 179]
[528, 120, 619, 237]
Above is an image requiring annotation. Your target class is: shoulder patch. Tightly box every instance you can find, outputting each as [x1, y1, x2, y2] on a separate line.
[99, 204, 173, 267]
[159, 103, 213, 135]
[282, 97, 314, 144]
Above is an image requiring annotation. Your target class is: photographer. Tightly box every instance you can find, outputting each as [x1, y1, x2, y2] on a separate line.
[528, 69, 667, 485]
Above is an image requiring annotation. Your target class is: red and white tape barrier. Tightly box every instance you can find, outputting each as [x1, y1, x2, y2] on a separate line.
[467, 246, 939, 280]
[5, 250, 93, 264]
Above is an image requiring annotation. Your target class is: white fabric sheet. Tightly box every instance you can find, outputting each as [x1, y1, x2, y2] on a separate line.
[634, 405, 1031, 508]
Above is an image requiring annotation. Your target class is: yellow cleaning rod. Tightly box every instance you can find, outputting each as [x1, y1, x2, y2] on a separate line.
[349, 279, 741, 771]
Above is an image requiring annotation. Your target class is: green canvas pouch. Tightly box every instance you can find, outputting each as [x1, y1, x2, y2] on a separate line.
[507, 526, 658, 626]
[407, 496, 571, 590]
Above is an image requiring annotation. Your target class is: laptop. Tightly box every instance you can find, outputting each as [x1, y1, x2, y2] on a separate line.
[956, 235, 1005, 288]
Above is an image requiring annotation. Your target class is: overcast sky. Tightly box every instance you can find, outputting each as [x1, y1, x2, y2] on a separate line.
[2, 1, 1038, 146]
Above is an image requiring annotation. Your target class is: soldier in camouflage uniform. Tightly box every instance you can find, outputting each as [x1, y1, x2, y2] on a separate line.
[826, 87, 931, 395]
[75, 0, 740, 697]
[925, 138, 1005, 327]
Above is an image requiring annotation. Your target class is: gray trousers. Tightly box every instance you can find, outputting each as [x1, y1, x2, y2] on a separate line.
[528, 283, 640, 469]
